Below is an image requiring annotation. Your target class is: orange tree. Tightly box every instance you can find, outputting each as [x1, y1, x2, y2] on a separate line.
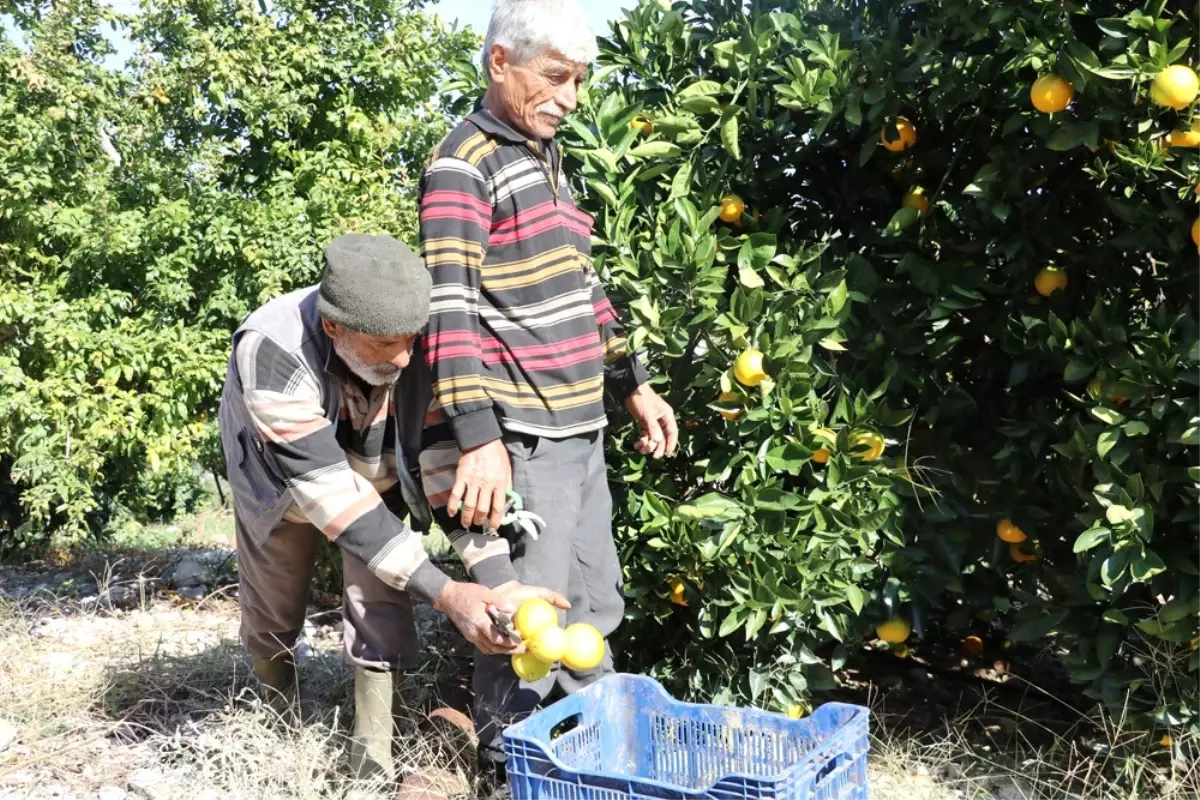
[557, 0, 1198, 728]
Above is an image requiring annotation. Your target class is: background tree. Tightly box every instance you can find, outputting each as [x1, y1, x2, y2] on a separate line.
[555, 0, 1198, 731]
[0, 0, 477, 550]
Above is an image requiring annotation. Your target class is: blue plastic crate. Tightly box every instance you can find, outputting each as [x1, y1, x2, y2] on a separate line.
[502, 674, 869, 800]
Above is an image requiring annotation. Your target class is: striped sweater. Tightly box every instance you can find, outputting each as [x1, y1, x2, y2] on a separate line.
[234, 330, 450, 604]
[417, 107, 649, 452]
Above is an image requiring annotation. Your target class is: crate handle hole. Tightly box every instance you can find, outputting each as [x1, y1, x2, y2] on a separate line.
[814, 752, 847, 786]
[549, 712, 582, 741]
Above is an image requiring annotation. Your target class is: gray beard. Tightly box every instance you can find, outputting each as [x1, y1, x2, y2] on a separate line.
[333, 337, 400, 387]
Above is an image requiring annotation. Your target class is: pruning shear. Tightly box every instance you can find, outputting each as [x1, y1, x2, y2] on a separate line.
[485, 603, 524, 646]
[481, 490, 546, 541]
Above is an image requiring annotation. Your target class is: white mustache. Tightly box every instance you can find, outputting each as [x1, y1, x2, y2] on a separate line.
[536, 100, 569, 118]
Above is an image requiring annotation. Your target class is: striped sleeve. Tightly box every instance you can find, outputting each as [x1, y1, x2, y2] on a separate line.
[587, 269, 650, 399]
[235, 331, 450, 604]
[418, 156, 501, 451]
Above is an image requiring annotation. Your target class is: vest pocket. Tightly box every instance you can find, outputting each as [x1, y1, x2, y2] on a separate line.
[235, 427, 288, 505]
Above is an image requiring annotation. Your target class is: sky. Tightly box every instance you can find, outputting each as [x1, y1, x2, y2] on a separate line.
[428, 0, 632, 37]
[2, 1, 634, 67]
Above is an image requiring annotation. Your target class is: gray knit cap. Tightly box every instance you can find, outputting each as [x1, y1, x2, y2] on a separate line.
[317, 233, 432, 336]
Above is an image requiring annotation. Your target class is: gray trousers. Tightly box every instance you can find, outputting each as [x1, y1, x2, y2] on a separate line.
[235, 516, 419, 671]
[475, 430, 625, 763]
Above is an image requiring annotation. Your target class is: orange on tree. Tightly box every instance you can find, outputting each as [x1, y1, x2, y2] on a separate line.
[876, 617, 911, 643]
[902, 186, 929, 216]
[716, 391, 743, 421]
[1151, 65, 1200, 110]
[630, 114, 654, 135]
[513, 597, 560, 640]
[733, 348, 767, 386]
[1166, 129, 1200, 148]
[785, 704, 807, 719]
[561, 623, 605, 671]
[1030, 74, 1074, 113]
[963, 635, 984, 656]
[1010, 542, 1038, 563]
[1192, 218, 1199, 249]
[511, 651, 552, 682]
[719, 193, 745, 223]
[811, 448, 832, 464]
[996, 518, 1027, 543]
[851, 431, 885, 462]
[880, 116, 917, 152]
[1034, 265, 1067, 297]
[669, 578, 688, 607]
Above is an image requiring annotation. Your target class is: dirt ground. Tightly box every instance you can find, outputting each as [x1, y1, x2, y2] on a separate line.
[0, 511, 1193, 800]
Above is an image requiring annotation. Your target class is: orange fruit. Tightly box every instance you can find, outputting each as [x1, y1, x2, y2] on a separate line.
[561, 623, 606, 671]
[1192, 218, 1199, 249]
[733, 349, 767, 386]
[511, 651, 552, 682]
[1030, 74, 1074, 113]
[785, 704, 806, 719]
[1151, 65, 1200, 111]
[876, 618, 911, 644]
[811, 448, 832, 464]
[669, 579, 688, 607]
[717, 391, 743, 421]
[1034, 266, 1067, 297]
[902, 187, 929, 216]
[719, 193, 745, 223]
[513, 598, 559, 640]
[851, 432, 885, 462]
[1010, 542, 1038, 563]
[630, 114, 654, 135]
[964, 635, 984, 656]
[1161, 735, 1173, 747]
[996, 518, 1027, 543]
[526, 624, 566, 663]
[1166, 130, 1200, 148]
[880, 117, 917, 152]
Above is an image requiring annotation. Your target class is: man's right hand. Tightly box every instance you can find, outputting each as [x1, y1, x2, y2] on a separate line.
[449, 438, 512, 531]
[432, 580, 567, 656]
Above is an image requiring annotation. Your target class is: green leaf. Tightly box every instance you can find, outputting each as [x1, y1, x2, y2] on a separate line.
[1097, 429, 1120, 458]
[1064, 360, 1093, 382]
[628, 142, 682, 159]
[1129, 552, 1166, 582]
[586, 179, 618, 207]
[677, 80, 723, 99]
[1074, 526, 1110, 553]
[676, 493, 744, 521]
[669, 162, 693, 200]
[883, 206, 920, 235]
[1008, 608, 1068, 642]
[845, 584, 864, 615]
[748, 668, 769, 702]
[754, 488, 801, 510]
[737, 265, 764, 289]
[721, 113, 741, 160]
[679, 96, 721, 114]
[1091, 407, 1125, 425]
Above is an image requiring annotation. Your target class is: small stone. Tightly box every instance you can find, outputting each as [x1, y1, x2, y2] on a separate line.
[175, 585, 207, 601]
[98, 787, 129, 800]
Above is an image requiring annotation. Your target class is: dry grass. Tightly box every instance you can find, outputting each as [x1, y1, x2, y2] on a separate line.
[0, 584, 477, 800]
[1, 536, 1195, 800]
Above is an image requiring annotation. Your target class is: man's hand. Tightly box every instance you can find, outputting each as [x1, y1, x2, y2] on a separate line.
[449, 438, 512, 531]
[624, 384, 678, 459]
[431, 581, 570, 655]
[431, 581, 521, 655]
[492, 581, 572, 613]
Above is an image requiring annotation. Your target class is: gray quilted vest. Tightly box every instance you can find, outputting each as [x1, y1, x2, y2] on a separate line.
[217, 286, 432, 545]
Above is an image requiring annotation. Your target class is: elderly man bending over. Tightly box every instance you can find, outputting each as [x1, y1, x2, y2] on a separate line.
[217, 233, 565, 786]
[417, 0, 678, 785]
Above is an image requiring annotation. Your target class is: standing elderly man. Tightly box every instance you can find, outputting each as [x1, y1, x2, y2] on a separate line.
[218, 233, 566, 787]
[417, 0, 678, 783]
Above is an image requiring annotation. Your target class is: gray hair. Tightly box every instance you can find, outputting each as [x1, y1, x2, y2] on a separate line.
[482, 0, 600, 72]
